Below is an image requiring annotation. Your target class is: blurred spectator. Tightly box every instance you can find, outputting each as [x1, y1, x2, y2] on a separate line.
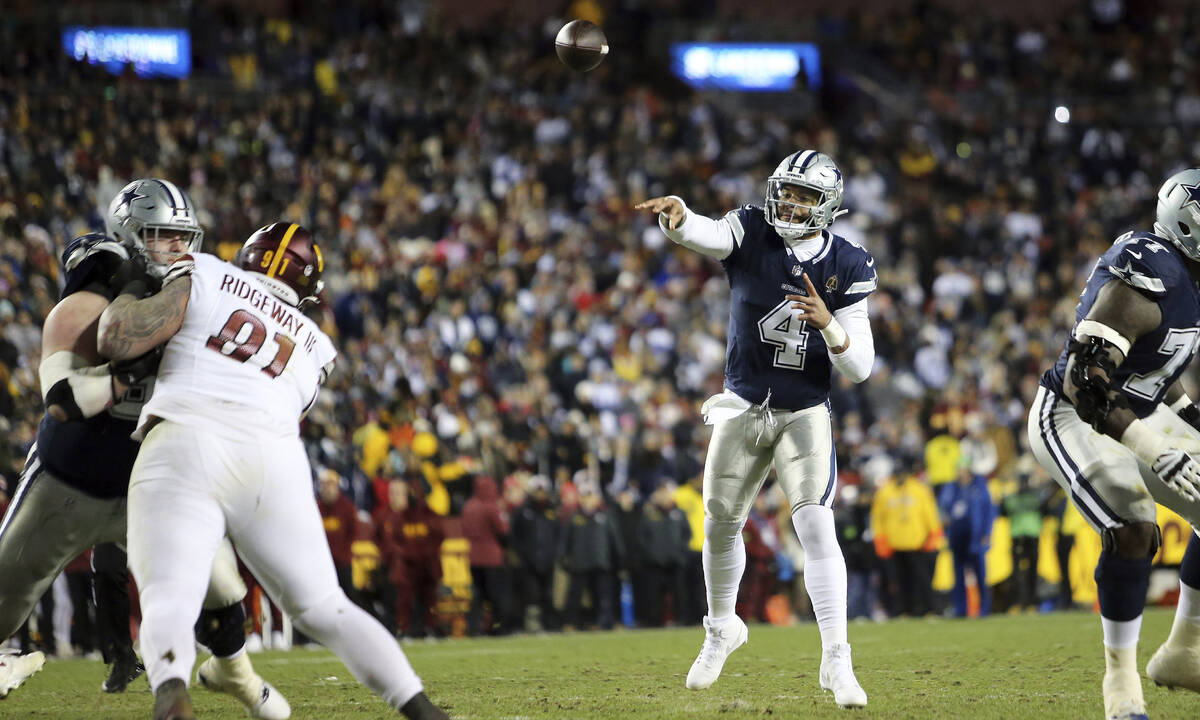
[672, 474, 707, 625]
[318, 468, 360, 598]
[939, 464, 996, 617]
[64, 550, 97, 657]
[610, 487, 642, 627]
[559, 483, 624, 630]
[634, 483, 690, 627]
[871, 471, 943, 617]
[462, 475, 511, 635]
[835, 483, 877, 621]
[1002, 473, 1047, 613]
[511, 476, 561, 632]
[738, 492, 782, 623]
[388, 476, 445, 638]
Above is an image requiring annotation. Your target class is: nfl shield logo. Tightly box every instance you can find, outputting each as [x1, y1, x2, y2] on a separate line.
[791, 265, 803, 277]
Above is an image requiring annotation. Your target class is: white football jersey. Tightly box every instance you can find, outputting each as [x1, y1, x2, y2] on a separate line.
[135, 253, 337, 440]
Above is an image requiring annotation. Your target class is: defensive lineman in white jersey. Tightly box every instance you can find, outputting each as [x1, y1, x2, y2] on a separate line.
[97, 222, 448, 720]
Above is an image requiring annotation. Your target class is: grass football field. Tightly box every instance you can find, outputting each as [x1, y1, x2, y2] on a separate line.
[6, 608, 1197, 719]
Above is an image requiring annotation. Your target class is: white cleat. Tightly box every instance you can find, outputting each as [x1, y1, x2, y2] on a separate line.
[1103, 666, 1147, 720]
[0, 651, 45, 699]
[686, 615, 748, 690]
[1147, 640, 1200, 693]
[820, 642, 868, 708]
[197, 655, 291, 719]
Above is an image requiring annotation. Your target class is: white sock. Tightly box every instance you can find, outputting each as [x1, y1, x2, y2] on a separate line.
[1165, 580, 1200, 648]
[703, 517, 747, 622]
[792, 505, 848, 647]
[805, 557, 849, 646]
[1102, 615, 1143, 650]
[1177, 581, 1200, 623]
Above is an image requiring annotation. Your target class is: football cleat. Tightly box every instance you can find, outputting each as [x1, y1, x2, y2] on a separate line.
[1103, 663, 1147, 720]
[102, 651, 145, 693]
[197, 654, 291, 719]
[1147, 639, 1200, 693]
[153, 678, 196, 720]
[685, 615, 748, 690]
[819, 642, 868, 708]
[0, 651, 45, 699]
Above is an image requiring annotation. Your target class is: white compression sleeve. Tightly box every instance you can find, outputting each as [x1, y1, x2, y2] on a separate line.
[827, 298, 874, 383]
[659, 196, 735, 260]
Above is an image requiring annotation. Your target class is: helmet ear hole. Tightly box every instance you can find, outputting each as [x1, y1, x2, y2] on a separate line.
[1180, 221, 1191, 238]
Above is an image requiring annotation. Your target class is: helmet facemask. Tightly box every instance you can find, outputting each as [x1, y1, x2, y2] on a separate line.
[764, 151, 847, 241]
[765, 179, 836, 239]
[107, 179, 205, 278]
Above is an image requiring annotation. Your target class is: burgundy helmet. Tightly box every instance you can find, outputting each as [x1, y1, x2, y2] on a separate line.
[238, 222, 325, 306]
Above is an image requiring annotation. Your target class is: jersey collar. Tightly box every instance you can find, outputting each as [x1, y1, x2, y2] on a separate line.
[782, 229, 832, 264]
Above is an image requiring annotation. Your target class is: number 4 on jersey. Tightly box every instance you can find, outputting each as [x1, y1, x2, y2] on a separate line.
[206, 309, 296, 378]
[758, 299, 808, 370]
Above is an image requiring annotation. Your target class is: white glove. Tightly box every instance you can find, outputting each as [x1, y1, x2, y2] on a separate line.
[1150, 449, 1200, 502]
[1123, 420, 1200, 502]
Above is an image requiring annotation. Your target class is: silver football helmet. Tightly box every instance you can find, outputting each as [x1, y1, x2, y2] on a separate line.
[105, 178, 204, 277]
[765, 150, 846, 239]
[1154, 168, 1200, 262]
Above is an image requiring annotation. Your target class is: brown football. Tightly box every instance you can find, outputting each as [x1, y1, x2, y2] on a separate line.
[555, 20, 609, 72]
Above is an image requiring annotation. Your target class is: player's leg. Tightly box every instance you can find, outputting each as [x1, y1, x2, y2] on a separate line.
[774, 403, 867, 708]
[687, 408, 773, 690]
[127, 422, 227, 712]
[223, 435, 445, 720]
[1138, 406, 1200, 691]
[972, 550, 991, 617]
[194, 538, 291, 720]
[1028, 386, 1155, 719]
[0, 455, 120, 697]
[91, 543, 145, 693]
[950, 550, 969, 617]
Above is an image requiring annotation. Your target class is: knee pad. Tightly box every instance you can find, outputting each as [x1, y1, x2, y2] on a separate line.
[1102, 522, 1161, 559]
[194, 602, 247, 658]
[705, 494, 740, 524]
[291, 589, 350, 636]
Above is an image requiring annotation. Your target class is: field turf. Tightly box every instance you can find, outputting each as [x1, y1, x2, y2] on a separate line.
[5, 608, 1197, 719]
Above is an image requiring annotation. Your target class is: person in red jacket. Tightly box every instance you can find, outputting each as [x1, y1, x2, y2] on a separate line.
[462, 476, 510, 636]
[377, 475, 444, 638]
[317, 468, 360, 598]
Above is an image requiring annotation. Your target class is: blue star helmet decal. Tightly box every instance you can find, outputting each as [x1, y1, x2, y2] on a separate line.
[116, 187, 148, 215]
[1181, 182, 1200, 211]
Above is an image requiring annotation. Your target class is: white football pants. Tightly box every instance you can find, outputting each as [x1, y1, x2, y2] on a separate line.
[128, 420, 424, 709]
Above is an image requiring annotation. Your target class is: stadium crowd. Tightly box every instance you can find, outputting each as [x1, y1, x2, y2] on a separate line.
[3, 0, 1200, 648]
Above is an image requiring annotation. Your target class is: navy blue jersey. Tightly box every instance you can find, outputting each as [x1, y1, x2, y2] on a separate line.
[721, 205, 876, 410]
[34, 234, 148, 499]
[1042, 231, 1200, 418]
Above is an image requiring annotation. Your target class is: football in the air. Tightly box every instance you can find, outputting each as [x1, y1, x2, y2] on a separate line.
[555, 20, 608, 72]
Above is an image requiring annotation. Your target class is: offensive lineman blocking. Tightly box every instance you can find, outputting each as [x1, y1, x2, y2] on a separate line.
[1029, 169, 1200, 719]
[97, 222, 447, 720]
[636, 149, 872, 708]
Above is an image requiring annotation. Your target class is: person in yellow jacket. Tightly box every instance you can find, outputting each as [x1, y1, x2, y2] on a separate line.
[870, 470, 943, 617]
[673, 475, 707, 624]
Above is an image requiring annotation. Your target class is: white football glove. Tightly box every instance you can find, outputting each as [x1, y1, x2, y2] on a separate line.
[1150, 448, 1200, 502]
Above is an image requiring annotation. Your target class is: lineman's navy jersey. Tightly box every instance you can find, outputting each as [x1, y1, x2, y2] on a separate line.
[34, 234, 149, 499]
[721, 205, 876, 410]
[1042, 231, 1200, 419]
